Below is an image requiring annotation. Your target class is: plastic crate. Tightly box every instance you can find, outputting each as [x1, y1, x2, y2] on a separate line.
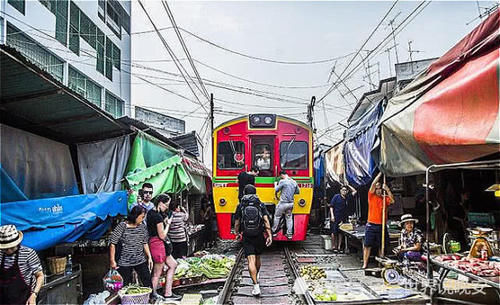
[467, 213, 495, 226]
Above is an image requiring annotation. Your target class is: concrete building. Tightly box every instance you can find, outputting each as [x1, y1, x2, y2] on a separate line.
[0, 0, 131, 118]
[134, 106, 186, 138]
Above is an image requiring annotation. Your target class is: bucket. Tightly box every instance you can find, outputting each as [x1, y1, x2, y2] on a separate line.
[47, 256, 67, 275]
[321, 235, 332, 250]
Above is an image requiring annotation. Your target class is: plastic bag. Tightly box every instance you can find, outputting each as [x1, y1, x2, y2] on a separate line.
[83, 291, 110, 305]
[102, 269, 123, 292]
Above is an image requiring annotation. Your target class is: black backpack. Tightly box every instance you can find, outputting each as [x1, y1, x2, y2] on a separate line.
[242, 199, 263, 237]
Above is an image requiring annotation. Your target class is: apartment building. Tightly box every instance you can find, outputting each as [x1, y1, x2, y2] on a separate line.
[0, 0, 131, 117]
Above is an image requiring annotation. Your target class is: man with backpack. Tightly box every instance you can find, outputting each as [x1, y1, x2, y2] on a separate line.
[234, 185, 272, 296]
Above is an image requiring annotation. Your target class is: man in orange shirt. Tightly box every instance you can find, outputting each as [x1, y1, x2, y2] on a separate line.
[362, 172, 395, 269]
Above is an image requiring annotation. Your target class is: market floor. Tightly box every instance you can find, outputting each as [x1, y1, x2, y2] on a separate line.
[288, 233, 430, 304]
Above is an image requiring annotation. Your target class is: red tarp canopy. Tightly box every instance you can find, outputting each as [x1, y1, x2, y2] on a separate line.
[378, 9, 499, 176]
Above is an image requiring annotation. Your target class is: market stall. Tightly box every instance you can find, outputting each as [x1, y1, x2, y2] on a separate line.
[424, 160, 500, 304]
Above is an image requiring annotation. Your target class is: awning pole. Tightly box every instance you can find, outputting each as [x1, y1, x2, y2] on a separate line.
[381, 175, 387, 256]
[425, 166, 433, 299]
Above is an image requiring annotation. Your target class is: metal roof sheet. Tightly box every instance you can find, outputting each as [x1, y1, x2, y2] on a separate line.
[0, 46, 130, 144]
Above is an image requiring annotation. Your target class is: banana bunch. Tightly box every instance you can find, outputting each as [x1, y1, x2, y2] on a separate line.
[299, 265, 326, 280]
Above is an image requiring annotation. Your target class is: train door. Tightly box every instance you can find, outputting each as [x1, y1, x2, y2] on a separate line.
[250, 136, 275, 177]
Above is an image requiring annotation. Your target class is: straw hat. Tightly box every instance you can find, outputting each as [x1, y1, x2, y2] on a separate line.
[399, 214, 418, 227]
[0, 225, 23, 249]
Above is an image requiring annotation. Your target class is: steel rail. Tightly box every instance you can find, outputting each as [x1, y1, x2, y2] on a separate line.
[284, 246, 315, 305]
[217, 248, 244, 305]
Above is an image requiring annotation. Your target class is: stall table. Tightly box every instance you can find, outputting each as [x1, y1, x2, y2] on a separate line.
[340, 225, 399, 255]
[38, 264, 82, 305]
[429, 256, 500, 304]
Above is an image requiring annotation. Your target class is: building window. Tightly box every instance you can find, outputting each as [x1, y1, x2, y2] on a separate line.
[280, 141, 308, 169]
[217, 141, 245, 169]
[99, 0, 130, 37]
[105, 37, 113, 80]
[98, 0, 105, 21]
[6, 23, 64, 82]
[40, 0, 68, 46]
[68, 66, 102, 107]
[69, 1, 80, 55]
[8, 0, 25, 14]
[96, 29, 105, 74]
[105, 91, 124, 117]
[112, 43, 120, 70]
[79, 11, 96, 49]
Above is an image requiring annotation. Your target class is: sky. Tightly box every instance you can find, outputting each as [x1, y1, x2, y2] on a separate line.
[130, 0, 496, 164]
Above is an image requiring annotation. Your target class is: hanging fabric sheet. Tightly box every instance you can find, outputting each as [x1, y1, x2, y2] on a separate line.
[344, 98, 385, 187]
[0, 124, 78, 201]
[77, 135, 131, 194]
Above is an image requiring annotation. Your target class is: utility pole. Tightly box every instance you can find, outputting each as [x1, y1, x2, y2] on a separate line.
[307, 96, 316, 130]
[210, 93, 214, 134]
[407, 40, 423, 73]
[384, 44, 397, 77]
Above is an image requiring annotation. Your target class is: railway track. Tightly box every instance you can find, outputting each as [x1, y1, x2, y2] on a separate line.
[218, 245, 312, 305]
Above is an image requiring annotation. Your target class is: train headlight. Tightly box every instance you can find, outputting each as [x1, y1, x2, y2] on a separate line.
[249, 114, 276, 128]
[298, 199, 306, 207]
[219, 198, 227, 206]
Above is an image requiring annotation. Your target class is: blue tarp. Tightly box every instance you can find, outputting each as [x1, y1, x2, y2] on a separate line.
[0, 191, 127, 251]
[0, 164, 28, 203]
[314, 154, 325, 188]
[344, 98, 385, 187]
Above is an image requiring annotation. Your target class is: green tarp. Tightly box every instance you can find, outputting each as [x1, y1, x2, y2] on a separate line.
[124, 132, 190, 206]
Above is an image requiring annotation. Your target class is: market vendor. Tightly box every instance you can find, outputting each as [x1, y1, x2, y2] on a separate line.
[0, 225, 44, 305]
[362, 172, 394, 269]
[395, 214, 424, 261]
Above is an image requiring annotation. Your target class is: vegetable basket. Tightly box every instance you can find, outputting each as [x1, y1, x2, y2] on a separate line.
[118, 286, 152, 305]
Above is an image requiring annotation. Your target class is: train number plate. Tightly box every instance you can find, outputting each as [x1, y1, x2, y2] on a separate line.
[298, 183, 313, 188]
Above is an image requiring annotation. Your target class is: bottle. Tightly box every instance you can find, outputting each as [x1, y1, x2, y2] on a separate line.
[65, 255, 73, 275]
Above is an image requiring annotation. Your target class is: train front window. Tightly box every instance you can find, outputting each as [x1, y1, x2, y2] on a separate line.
[253, 144, 271, 171]
[218, 141, 245, 169]
[280, 141, 307, 169]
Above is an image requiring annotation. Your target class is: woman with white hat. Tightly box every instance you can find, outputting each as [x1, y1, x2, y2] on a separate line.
[396, 214, 424, 261]
[0, 224, 44, 305]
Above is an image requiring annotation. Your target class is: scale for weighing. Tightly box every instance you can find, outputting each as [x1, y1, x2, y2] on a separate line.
[467, 227, 495, 258]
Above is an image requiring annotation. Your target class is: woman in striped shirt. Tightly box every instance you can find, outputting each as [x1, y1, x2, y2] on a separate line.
[168, 201, 189, 259]
[109, 206, 153, 287]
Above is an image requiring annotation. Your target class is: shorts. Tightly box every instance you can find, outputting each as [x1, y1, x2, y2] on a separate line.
[171, 241, 188, 259]
[364, 223, 389, 249]
[242, 234, 265, 257]
[149, 237, 167, 263]
[330, 214, 346, 234]
[330, 220, 341, 234]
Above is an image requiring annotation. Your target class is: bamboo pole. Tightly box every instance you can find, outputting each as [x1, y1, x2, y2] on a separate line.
[381, 175, 387, 256]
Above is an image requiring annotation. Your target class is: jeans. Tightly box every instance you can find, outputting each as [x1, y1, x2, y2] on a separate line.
[272, 202, 294, 235]
[118, 262, 152, 288]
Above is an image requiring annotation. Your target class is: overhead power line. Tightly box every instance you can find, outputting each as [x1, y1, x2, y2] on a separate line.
[161, 0, 210, 99]
[318, 0, 399, 104]
[137, 0, 209, 112]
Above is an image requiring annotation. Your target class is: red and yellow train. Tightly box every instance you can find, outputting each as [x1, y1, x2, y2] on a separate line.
[212, 114, 313, 241]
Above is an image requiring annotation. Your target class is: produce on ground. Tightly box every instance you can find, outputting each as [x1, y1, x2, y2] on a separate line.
[300, 265, 326, 280]
[174, 254, 235, 280]
[313, 288, 337, 301]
